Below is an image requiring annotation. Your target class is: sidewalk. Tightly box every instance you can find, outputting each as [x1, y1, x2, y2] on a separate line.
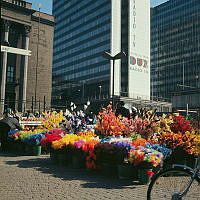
[0, 153, 148, 200]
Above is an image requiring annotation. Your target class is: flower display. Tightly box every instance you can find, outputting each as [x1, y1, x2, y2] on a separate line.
[49, 128, 67, 135]
[96, 104, 126, 136]
[129, 132, 142, 141]
[192, 134, 200, 155]
[74, 140, 85, 149]
[25, 133, 45, 145]
[4, 103, 199, 180]
[40, 132, 63, 148]
[82, 139, 100, 169]
[65, 114, 86, 133]
[144, 143, 172, 159]
[112, 141, 134, 153]
[100, 137, 111, 143]
[51, 134, 78, 150]
[128, 147, 164, 167]
[85, 152, 97, 169]
[12, 130, 35, 141]
[157, 131, 197, 155]
[41, 111, 66, 130]
[82, 139, 100, 153]
[146, 114, 173, 141]
[122, 117, 152, 138]
[8, 130, 20, 137]
[64, 111, 96, 133]
[11, 129, 47, 141]
[112, 141, 135, 164]
[146, 170, 154, 177]
[51, 133, 97, 150]
[78, 130, 96, 137]
[170, 115, 193, 134]
[121, 110, 161, 139]
[132, 138, 148, 148]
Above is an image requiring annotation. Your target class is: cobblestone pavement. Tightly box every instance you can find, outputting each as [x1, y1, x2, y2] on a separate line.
[0, 152, 148, 200]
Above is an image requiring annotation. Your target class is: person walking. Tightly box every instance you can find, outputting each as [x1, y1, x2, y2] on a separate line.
[115, 101, 130, 119]
[0, 109, 22, 152]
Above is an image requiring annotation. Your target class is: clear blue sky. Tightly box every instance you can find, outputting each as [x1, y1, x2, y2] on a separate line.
[151, 0, 169, 7]
[26, 0, 53, 14]
[27, 0, 169, 15]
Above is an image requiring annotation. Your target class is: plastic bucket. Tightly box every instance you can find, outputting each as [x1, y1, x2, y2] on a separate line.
[117, 164, 137, 179]
[138, 168, 152, 184]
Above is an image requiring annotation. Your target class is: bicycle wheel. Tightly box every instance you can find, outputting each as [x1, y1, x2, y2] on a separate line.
[147, 168, 200, 200]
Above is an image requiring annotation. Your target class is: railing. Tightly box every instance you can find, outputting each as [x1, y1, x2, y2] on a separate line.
[0, 97, 48, 113]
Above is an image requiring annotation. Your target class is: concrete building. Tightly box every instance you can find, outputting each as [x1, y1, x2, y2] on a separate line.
[151, 0, 200, 105]
[52, 0, 156, 110]
[0, 0, 54, 114]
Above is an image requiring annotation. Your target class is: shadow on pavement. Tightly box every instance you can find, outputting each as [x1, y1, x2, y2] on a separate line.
[3, 153, 141, 190]
[0, 152, 23, 157]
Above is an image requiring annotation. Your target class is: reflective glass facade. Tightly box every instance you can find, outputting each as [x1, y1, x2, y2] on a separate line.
[52, 0, 111, 103]
[151, 0, 200, 101]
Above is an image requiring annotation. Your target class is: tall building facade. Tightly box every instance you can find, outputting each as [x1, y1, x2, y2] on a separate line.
[52, 0, 150, 107]
[0, 0, 54, 114]
[151, 0, 200, 103]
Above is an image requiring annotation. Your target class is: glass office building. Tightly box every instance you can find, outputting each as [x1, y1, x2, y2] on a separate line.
[151, 0, 200, 102]
[52, 0, 150, 107]
[52, 0, 112, 105]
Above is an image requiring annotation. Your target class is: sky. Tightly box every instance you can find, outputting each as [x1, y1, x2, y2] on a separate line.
[27, 0, 169, 15]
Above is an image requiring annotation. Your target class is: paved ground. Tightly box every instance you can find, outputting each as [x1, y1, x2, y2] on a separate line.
[0, 152, 148, 200]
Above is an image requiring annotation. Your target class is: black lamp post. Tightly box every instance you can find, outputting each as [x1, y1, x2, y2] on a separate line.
[102, 51, 126, 108]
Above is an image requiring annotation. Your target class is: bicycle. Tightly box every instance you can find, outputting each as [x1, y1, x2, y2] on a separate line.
[147, 154, 200, 200]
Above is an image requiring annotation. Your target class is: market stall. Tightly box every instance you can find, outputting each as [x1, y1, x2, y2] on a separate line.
[3, 105, 200, 184]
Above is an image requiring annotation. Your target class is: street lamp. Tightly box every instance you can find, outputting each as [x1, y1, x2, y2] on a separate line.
[102, 51, 126, 108]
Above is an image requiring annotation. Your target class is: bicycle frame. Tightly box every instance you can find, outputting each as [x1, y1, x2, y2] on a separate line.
[172, 155, 200, 199]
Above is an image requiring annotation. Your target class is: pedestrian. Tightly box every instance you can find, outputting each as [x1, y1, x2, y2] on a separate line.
[130, 106, 137, 119]
[12, 109, 21, 121]
[0, 109, 22, 152]
[115, 101, 130, 119]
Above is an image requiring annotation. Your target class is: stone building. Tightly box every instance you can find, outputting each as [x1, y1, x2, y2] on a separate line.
[0, 0, 54, 114]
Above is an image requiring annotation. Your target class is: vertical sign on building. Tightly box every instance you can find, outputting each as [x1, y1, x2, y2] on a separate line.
[128, 0, 150, 100]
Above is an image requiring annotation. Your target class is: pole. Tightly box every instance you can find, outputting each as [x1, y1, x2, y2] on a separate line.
[82, 81, 84, 100]
[99, 86, 102, 99]
[186, 103, 189, 117]
[31, 96, 34, 113]
[43, 96, 46, 112]
[183, 60, 185, 90]
[35, 6, 41, 111]
[198, 107, 200, 129]
[112, 59, 115, 108]
[39, 99, 40, 114]
[102, 51, 126, 108]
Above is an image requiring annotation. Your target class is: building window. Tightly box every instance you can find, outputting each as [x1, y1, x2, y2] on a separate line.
[7, 65, 15, 82]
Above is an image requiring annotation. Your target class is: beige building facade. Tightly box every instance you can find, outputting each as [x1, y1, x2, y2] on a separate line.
[0, 0, 54, 114]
